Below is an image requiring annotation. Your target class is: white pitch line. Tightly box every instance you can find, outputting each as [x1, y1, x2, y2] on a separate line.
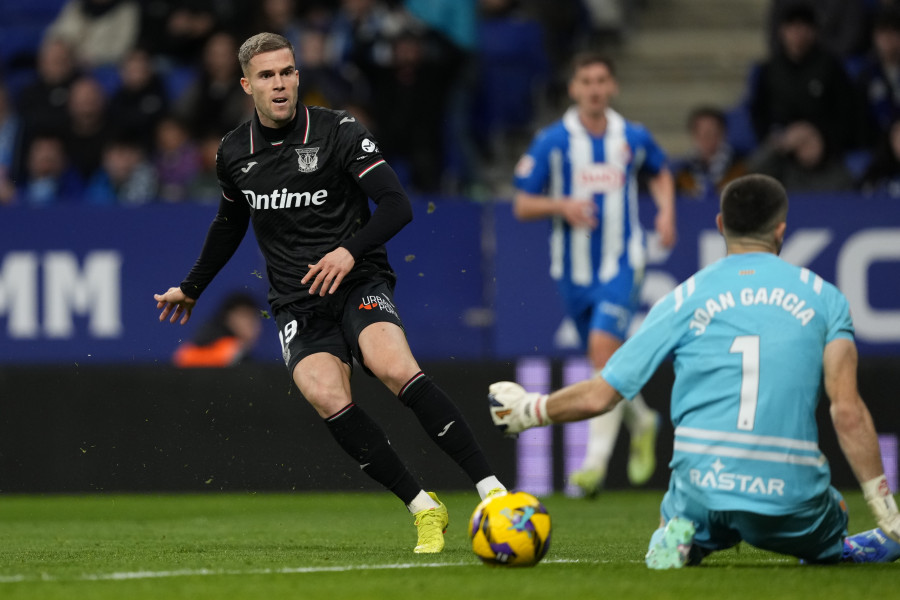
[0, 558, 592, 584]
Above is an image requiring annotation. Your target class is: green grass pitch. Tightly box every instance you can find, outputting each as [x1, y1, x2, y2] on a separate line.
[0, 490, 896, 600]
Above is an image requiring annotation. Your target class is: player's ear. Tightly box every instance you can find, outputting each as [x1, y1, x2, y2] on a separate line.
[774, 221, 787, 243]
[715, 213, 724, 235]
[240, 77, 252, 95]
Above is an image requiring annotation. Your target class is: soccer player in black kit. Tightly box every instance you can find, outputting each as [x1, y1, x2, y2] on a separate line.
[153, 32, 506, 553]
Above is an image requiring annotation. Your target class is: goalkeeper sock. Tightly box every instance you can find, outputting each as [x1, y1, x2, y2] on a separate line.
[324, 402, 421, 505]
[399, 371, 493, 484]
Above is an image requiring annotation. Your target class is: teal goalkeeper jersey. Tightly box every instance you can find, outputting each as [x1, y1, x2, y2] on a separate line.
[601, 252, 855, 514]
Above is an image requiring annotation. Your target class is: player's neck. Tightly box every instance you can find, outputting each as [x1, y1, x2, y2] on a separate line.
[577, 109, 607, 136]
[726, 239, 778, 255]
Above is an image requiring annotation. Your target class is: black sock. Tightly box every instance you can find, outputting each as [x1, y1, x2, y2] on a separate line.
[324, 403, 421, 505]
[399, 372, 493, 484]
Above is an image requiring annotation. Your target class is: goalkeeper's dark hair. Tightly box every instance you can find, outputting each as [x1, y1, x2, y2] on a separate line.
[719, 174, 789, 238]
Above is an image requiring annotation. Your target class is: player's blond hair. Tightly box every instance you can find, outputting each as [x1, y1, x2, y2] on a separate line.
[238, 32, 294, 75]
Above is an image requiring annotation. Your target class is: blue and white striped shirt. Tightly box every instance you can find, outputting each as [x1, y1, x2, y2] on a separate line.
[514, 107, 667, 288]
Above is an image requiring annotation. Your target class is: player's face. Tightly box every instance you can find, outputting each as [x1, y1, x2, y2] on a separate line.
[241, 48, 300, 128]
[569, 62, 618, 117]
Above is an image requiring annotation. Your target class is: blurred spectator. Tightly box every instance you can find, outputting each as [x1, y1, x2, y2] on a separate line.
[174, 31, 251, 139]
[767, 0, 871, 59]
[298, 27, 368, 109]
[855, 7, 900, 148]
[330, 0, 407, 68]
[747, 121, 854, 192]
[13, 134, 83, 206]
[673, 106, 747, 200]
[138, 0, 218, 67]
[251, 0, 305, 49]
[474, 0, 549, 190]
[154, 116, 202, 203]
[109, 49, 169, 152]
[0, 83, 24, 190]
[172, 292, 263, 368]
[44, 0, 140, 68]
[17, 38, 81, 142]
[186, 133, 224, 203]
[858, 118, 900, 198]
[406, 0, 483, 194]
[82, 133, 159, 206]
[581, 0, 630, 46]
[520, 0, 591, 105]
[366, 28, 452, 193]
[748, 3, 856, 154]
[63, 76, 112, 181]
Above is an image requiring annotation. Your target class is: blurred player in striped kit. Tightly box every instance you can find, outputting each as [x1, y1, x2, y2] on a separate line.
[512, 51, 677, 495]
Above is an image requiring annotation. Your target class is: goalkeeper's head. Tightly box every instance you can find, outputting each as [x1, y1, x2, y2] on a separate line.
[717, 174, 789, 255]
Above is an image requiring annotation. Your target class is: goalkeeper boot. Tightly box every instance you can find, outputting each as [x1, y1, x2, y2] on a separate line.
[413, 492, 449, 554]
[645, 517, 696, 569]
[569, 467, 606, 499]
[628, 411, 660, 486]
[842, 528, 900, 563]
[488, 382, 549, 435]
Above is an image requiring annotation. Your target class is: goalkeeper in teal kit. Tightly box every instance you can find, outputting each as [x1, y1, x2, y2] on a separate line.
[488, 174, 900, 567]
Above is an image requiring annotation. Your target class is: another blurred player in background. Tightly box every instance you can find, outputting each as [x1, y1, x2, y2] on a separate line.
[512, 51, 676, 496]
[490, 174, 900, 568]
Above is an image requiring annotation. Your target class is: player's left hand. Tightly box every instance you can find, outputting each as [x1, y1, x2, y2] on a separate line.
[655, 210, 677, 249]
[303, 247, 355, 296]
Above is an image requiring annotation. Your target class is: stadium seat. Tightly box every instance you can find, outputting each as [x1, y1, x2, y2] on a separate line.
[474, 17, 549, 137]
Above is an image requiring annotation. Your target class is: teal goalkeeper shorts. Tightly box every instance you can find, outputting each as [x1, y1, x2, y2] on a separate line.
[659, 479, 849, 563]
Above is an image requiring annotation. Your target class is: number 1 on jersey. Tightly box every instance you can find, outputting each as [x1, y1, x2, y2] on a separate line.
[730, 335, 760, 431]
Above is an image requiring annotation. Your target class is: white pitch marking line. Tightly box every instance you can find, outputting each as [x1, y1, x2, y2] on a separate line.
[0, 558, 592, 584]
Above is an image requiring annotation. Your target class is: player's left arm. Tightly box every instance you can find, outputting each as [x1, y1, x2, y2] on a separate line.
[647, 167, 677, 249]
[638, 127, 677, 248]
[825, 337, 900, 542]
[303, 164, 411, 295]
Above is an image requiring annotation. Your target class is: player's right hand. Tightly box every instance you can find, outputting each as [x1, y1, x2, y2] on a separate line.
[154, 287, 196, 325]
[561, 198, 598, 229]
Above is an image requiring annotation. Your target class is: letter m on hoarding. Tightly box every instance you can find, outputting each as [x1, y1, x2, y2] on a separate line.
[0, 250, 123, 338]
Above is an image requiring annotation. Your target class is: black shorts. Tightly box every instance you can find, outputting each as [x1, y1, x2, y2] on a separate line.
[274, 275, 405, 377]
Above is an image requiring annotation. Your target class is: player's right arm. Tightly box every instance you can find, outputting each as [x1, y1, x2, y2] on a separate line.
[513, 191, 597, 229]
[825, 338, 900, 542]
[154, 134, 250, 324]
[512, 131, 597, 229]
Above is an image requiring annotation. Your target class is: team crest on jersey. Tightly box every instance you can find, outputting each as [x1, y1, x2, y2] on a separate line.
[296, 147, 319, 173]
[515, 154, 535, 178]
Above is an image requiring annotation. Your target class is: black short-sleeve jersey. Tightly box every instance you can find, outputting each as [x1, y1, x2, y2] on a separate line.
[215, 104, 394, 310]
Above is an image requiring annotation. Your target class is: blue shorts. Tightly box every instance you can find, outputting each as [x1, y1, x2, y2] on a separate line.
[557, 269, 642, 345]
[658, 478, 849, 564]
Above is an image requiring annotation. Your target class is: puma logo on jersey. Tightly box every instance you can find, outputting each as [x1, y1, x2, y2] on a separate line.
[340, 116, 356, 124]
[241, 161, 258, 173]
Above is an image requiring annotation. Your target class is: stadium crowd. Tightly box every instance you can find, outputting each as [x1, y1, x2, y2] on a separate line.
[2, 0, 900, 207]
